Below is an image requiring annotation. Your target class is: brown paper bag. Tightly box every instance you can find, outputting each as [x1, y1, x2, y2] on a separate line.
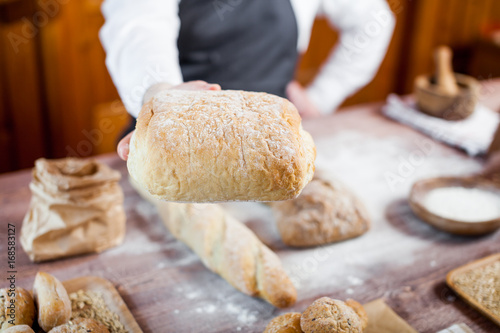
[21, 158, 126, 262]
[364, 299, 418, 333]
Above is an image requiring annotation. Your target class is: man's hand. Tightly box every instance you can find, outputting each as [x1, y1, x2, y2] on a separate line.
[117, 80, 221, 160]
[286, 81, 321, 119]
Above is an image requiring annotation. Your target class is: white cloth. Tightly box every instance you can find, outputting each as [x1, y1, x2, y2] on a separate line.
[100, 0, 395, 117]
[382, 94, 499, 156]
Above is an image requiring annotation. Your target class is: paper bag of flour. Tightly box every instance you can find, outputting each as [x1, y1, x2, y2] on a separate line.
[21, 158, 126, 262]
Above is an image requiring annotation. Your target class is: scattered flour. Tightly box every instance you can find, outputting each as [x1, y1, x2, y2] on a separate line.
[104, 130, 484, 332]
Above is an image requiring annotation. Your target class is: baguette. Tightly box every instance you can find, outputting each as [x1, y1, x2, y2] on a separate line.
[130, 177, 297, 307]
[157, 202, 297, 308]
[0, 287, 35, 330]
[128, 89, 316, 202]
[33, 272, 71, 332]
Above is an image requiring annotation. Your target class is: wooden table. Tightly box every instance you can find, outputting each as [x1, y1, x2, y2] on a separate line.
[1, 80, 500, 333]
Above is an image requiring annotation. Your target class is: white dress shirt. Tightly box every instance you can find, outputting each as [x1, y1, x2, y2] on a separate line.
[100, 0, 395, 117]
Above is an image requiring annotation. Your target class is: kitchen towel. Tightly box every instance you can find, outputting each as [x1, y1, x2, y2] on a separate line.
[382, 94, 499, 156]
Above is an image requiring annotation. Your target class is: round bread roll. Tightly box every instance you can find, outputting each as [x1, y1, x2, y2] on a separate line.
[300, 297, 364, 333]
[128, 89, 316, 202]
[271, 175, 370, 247]
[48, 318, 109, 333]
[263, 312, 302, 333]
[0, 287, 35, 330]
[33, 272, 71, 332]
[2, 325, 35, 333]
[345, 299, 368, 330]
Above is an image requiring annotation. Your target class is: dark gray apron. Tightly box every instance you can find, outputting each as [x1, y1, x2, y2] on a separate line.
[121, 0, 298, 137]
[178, 0, 298, 97]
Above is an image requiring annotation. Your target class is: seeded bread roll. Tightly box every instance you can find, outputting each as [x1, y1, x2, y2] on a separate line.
[128, 90, 316, 202]
[300, 297, 365, 333]
[0, 287, 35, 330]
[2, 325, 35, 333]
[33, 272, 71, 332]
[263, 313, 303, 333]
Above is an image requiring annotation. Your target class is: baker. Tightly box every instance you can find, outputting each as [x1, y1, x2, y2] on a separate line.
[99, 0, 395, 160]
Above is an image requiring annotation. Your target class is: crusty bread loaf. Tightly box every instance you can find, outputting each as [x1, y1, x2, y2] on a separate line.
[156, 202, 297, 308]
[271, 175, 370, 247]
[128, 89, 316, 202]
[263, 313, 303, 333]
[0, 287, 35, 330]
[33, 272, 71, 332]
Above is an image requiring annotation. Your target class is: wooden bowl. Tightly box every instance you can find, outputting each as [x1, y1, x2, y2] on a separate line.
[414, 73, 480, 120]
[409, 176, 500, 235]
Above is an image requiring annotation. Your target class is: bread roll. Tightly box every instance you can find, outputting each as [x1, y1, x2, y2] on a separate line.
[156, 202, 297, 308]
[300, 297, 365, 333]
[271, 175, 370, 247]
[1, 325, 35, 333]
[263, 313, 302, 333]
[33, 272, 71, 332]
[48, 318, 109, 333]
[345, 299, 368, 330]
[128, 89, 315, 202]
[0, 287, 35, 330]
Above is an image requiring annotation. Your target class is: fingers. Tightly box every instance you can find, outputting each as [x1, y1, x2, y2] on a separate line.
[286, 81, 321, 119]
[117, 131, 133, 161]
[176, 80, 221, 91]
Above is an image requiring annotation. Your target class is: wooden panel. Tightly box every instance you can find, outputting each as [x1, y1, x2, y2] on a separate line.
[91, 101, 130, 155]
[0, 0, 47, 169]
[39, 0, 119, 158]
[0, 23, 14, 173]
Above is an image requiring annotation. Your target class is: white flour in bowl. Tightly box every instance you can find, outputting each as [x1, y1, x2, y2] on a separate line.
[423, 187, 500, 222]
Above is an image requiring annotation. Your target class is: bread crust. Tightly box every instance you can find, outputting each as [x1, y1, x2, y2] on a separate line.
[0, 287, 35, 330]
[33, 272, 71, 332]
[263, 312, 303, 333]
[128, 90, 315, 202]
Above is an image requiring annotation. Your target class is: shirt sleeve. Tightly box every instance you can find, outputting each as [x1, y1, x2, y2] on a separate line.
[100, 0, 183, 118]
[306, 0, 395, 114]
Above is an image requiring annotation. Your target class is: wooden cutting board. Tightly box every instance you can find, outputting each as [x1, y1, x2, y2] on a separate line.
[62, 276, 143, 333]
[446, 253, 500, 327]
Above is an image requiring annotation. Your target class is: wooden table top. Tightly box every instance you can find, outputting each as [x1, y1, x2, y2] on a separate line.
[1, 80, 500, 333]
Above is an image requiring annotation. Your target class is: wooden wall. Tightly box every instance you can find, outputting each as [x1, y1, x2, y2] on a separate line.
[297, 0, 500, 106]
[1, 0, 500, 173]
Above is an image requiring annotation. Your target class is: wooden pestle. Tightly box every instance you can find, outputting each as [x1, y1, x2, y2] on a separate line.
[433, 46, 459, 96]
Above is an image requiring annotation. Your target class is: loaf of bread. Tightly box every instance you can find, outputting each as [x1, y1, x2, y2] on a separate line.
[0, 287, 35, 330]
[263, 313, 302, 333]
[155, 201, 297, 308]
[271, 174, 370, 247]
[48, 318, 109, 333]
[1, 325, 35, 333]
[128, 89, 316, 202]
[300, 297, 366, 333]
[33, 272, 71, 332]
